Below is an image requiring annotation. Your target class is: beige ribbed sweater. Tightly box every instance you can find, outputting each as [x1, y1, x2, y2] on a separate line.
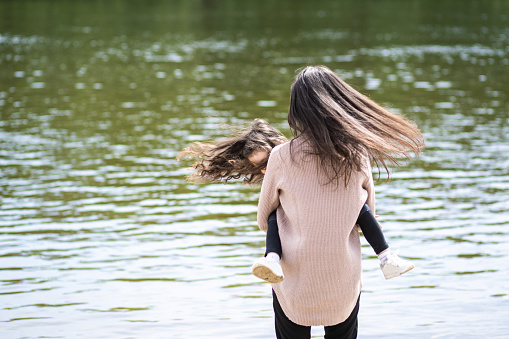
[257, 136, 375, 326]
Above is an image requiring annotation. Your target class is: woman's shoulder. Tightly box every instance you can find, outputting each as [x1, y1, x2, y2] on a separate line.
[269, 138, 312, 172]
[267, 143, 286, 168]
[358, 151, 372, 170]
[271, 140, 290, 156]
[277, 136, 308, 151]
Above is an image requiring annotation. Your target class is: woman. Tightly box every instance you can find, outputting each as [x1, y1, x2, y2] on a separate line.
[257, 65, 424, 338]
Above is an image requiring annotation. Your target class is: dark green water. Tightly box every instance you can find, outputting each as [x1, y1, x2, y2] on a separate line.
[1, 1, 508, 338]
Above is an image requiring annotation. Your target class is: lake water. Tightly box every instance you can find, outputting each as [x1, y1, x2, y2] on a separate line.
[1, 1, 508, 338]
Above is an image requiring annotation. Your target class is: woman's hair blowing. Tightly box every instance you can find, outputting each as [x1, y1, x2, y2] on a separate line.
[288, 65, 424, 184]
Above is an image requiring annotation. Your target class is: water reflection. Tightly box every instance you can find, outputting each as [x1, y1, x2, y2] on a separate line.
[1, 0, 509, 338]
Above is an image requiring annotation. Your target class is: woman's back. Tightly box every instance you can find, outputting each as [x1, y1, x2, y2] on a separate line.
[257, 136, 375, 326]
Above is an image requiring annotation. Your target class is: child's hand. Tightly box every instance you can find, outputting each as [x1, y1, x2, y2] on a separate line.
[375, 215, 382, 229]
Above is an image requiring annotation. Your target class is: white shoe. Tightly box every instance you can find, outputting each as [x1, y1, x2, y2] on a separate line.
[380, 251, 414, 280]
[252, 257, 284, 283]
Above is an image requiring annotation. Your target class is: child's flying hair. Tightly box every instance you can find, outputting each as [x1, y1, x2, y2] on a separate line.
[177, 119, 288, 184]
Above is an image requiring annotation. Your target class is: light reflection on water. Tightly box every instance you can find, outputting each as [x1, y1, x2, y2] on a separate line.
[1, 1, 509, 338]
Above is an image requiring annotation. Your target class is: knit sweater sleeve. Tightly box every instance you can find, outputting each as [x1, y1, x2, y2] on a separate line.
[257, 145, 284, 233]
[362, 155, 376, 215]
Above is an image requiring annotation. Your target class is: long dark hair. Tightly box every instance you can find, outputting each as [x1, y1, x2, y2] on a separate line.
[177, 119, 288, 184]
[288, 65, 424, 184]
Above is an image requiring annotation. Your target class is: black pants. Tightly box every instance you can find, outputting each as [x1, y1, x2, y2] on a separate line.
[273, 290, 360, 339]
[265, 210, 282, 256]
[356, 204, 389, 255]
[265, 204, 388, 257]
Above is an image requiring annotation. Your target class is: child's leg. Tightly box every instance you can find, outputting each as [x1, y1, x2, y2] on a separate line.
[252, 209, 284, 283]
[265, 210, 282, 258]
[356, 204, 389, 255]
[357, 204, 414, 279]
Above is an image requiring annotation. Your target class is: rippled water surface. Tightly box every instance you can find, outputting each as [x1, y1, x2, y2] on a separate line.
[1, 1, 508, 338]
